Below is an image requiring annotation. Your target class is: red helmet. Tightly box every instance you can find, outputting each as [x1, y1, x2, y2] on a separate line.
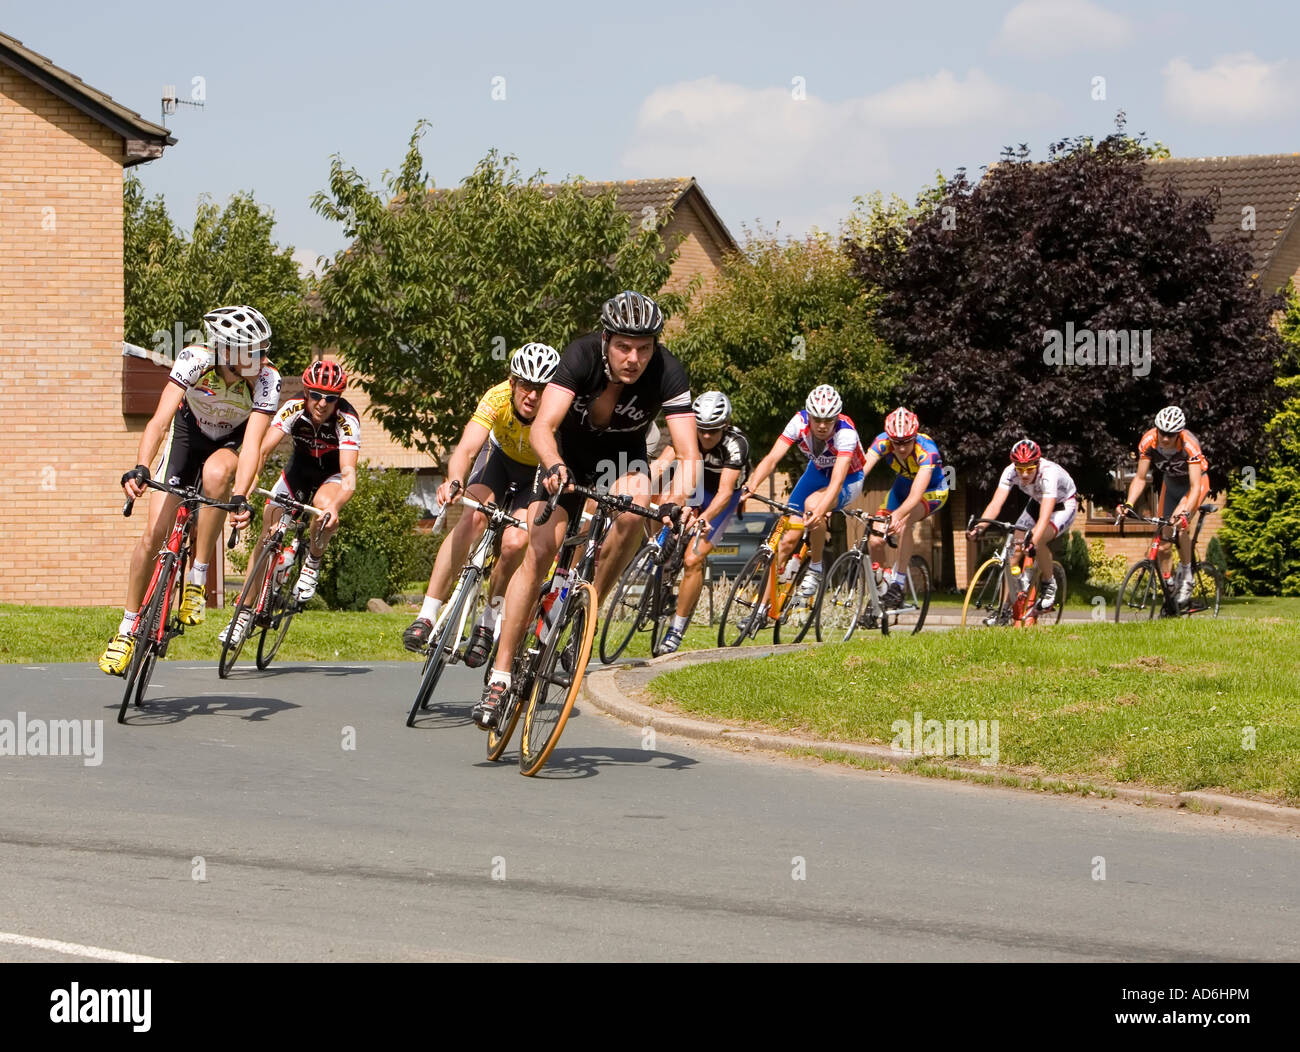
[1010, 438, 1041, 464]
[303, 360, 346, 394]
[884, 407, 919, 440]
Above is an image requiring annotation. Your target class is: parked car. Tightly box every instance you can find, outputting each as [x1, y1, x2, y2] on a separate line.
[706, 510, 777, 579]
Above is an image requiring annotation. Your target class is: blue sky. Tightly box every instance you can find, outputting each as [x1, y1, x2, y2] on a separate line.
[8, 1, 1299, 272]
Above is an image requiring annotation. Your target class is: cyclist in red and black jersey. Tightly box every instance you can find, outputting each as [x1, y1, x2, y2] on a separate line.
[474, 291, 701, 730]
[218, 361, 359, 645]
[1118, 405, 1210, 604]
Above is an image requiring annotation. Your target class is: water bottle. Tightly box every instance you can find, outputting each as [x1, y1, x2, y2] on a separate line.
[537, 568, 569, 641]
[276, 538, 300, 584]
[781, 555, 802, 583]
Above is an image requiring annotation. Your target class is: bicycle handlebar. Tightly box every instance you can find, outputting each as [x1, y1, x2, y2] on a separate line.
[254, 486, 326, 519]
[740, 489, 801, 517]
[965, 516, 1022, 534]
[536, 474, 684, 529]
[458, 493, 527, 532]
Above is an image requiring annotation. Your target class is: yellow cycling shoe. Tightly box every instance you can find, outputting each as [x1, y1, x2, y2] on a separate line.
[179, 583, 206, 625]
[99, 633, 134, 676]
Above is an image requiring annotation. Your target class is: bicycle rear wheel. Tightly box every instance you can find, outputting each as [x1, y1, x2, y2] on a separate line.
[890, 554, 932, 635]
[519, 581, 597, 776]
[600, 543, 656, 663]
[817, 551, 865, 642]
[718, 550, 770, 647]
[406, 567, 477, 726]
[220, 544, 275, 678]
[1040, 563, 1067, 625]
[1115, 560, 1161, 623]
[961, 557, 1005, 628]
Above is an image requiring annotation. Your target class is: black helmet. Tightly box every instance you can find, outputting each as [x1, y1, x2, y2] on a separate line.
[600, 291, 664, 337]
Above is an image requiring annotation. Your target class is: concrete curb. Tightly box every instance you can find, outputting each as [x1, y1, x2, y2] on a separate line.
[581, 645, 1300, 831]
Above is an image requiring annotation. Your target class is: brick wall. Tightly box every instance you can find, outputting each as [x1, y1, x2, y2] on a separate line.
[663, 199, 728, 299]
[0, 66, 138, 606]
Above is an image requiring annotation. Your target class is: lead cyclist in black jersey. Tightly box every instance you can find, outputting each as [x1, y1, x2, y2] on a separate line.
[473, 291, 702, 729]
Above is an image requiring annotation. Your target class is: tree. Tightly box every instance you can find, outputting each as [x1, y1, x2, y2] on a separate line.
[124, 173, 314, 373]
[309, 124, 681, 463]
[1219, 281, 1300, 595]
[671, 229, 906, 454]
[847, 120, 1284, 501]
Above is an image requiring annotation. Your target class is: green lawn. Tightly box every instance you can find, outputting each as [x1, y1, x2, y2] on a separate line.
[646, 614, 1300, 803]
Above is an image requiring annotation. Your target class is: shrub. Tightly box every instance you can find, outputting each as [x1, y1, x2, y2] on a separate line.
[331, 546, 390, 611]
[1058, 530, 1091, 590]
[1085, 539, 1129, 588]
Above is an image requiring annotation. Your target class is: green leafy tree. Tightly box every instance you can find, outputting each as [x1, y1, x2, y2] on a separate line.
[1220, 282, 1300, 594]
[310, 124, 682, 463]
[671, 230, 905, 454]
[123, 173, 314, 372]
[847, 118, 1283, 501]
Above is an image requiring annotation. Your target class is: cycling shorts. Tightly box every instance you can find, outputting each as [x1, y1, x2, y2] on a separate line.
[270, 467, 342, 508]
[1157, 473, 1210, 520]
[467, 442, 537, 511]
[155, 409, 246, 491]
[695, 489, 742, 542]
[883, 474, 948, 517]
[787, 463, 865, 516]
[529, 431, 651, 521]
[1015, 495, 1078, 539]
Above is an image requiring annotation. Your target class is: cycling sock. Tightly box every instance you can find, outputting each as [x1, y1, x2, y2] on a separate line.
[118, 610, 139, 636]
[809, 561, 823, 574]
[478, 596, 504, 632]
[488, 670, 511, 689]
[304, 553, 321, 571]
[671, 614, 689, 633]
[187, 563, 208, 587]
[419, 596, 443, 623]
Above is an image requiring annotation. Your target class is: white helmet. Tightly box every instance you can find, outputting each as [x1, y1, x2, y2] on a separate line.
[805, 383, 842, 420]
[203, 305, 271, 352]
[693, 391, 732, 430]
[510, 342, 560, 384]
[1154, 405, 1185, 433]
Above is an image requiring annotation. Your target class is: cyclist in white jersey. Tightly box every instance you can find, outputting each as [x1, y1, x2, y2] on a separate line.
[99, 306, 280, 675]
[968, 438, 1077, 610]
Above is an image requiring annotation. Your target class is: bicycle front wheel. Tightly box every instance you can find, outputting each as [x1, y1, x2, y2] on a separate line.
[220, 544, 275, 678]
[519, 581, 597, 776]
[775, 561, 819, 644]
[816, 551, 865, 643]
[120, 555, 172, 722]
[1186, 564, 1223, 617]
[1115, 561, 1161, 623]
[257, 544, 305, 670]
[718, 550, 770, 647]
[961, 557, 1006, 628]
[891, 554, 932, 635]
[406, 568, 477, 726]
[600, 544, 656, 663]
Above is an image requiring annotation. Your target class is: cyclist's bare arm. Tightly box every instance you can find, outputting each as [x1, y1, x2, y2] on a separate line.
[894, 463, 934, 522]
[971, 485, 1013, 535]
[806, 451, 852, 527]
[1178, 460, 1205, 517]
[440, 420, 490, 504]
[649, 444, 676, 492]
[125, 382, 187, 498]
[254, 421, 289, 477]
[529, 384, 574, 483]
[745, 435, 793, 495]
[664, 412, 701, 506]
[701, 466, 742, 526]
[1031, 494, 1057, 547]
[230, 411, 274, 524]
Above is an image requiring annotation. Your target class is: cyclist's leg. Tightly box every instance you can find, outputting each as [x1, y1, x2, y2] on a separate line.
[1154, 479, 1176, 578]
[593, 466, 654, 603]
[892, 486, 945, 580]
[872, 476, 909, 569]
[674, 490, 736, 623]
[782, 463, 829, 570]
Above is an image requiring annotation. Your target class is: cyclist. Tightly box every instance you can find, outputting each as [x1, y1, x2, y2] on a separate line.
[861, 407, 949, 608]
[99, 306, 279, 675]
[654, 391, 750, 654]
[218, 360, 361, 645]
[1117, 406, 1210, 605]
[402, 343, 560, 666]
[742, 384, 866, 598]
[475, 291, 700, 729]
[968, 439, 1077, 611]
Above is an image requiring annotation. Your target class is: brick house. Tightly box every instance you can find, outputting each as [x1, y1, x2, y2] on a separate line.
[0, 33, 172, 606]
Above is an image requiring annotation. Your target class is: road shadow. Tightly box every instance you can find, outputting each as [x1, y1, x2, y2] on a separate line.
[108, 694, 300, 725]
[405, 703, 477, 730]
[218, 664, 373, 679]
[522, 744, 699, 780]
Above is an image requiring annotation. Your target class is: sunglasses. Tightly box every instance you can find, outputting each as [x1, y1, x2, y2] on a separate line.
[1014, 464, 1039, 474]
[513, 380, 547, 395]
[305, 390, 339, 403]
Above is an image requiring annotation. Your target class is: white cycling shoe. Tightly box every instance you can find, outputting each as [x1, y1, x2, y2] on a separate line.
[294, 564, 319, 603]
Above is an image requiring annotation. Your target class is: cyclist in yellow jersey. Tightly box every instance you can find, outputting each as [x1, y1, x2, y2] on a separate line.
[403, 344, 560, 666]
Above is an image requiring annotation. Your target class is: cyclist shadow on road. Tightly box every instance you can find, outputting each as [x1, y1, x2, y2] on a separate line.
[219, 665, 374, 678]
[109, 695, 300, 724]
[491, 706, 699, 779]
[407, 703, 477, 731]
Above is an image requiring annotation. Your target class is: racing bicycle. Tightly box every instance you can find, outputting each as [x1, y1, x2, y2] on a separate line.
[1113, 504, 1223, 621]
[816, 507, 931, 640]
[961, 516, 1067, 628]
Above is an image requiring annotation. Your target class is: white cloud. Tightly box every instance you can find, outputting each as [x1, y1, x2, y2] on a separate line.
[859, 69, 1057, 128]
[994, 0, 1134, 56]
[622, 72, 1054, 194]
[1162, 53, 1293, 123]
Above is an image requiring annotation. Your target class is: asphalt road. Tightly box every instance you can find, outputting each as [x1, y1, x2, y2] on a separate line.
[1, 659, 1297, 962]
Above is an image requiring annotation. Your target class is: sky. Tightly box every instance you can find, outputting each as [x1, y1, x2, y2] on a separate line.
[8, 0, 1300, 274]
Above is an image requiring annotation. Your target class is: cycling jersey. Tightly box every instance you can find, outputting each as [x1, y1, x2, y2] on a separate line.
[997, 458, 1076, 502]
[271, 397, 362, 481]
[1137, 428, 1206, 479]
[869, 432, 947, 487]
[779, 410, 866, 474]
[701, 426, 750, 492]
[470, 380, 539, 467]
[550, 332, 692, 443]
[168, 345, 280, 440]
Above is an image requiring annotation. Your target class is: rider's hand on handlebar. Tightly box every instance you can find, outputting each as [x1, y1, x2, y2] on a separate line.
[228, 494, 253, 530]
[966, 522, 985, 540]
[121, 464, 151, 500]
[542, 463, 569, 496]
[435, 479, 463, 507]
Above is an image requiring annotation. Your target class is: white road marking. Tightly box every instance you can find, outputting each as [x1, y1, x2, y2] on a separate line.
[0, 931, 175, 963]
